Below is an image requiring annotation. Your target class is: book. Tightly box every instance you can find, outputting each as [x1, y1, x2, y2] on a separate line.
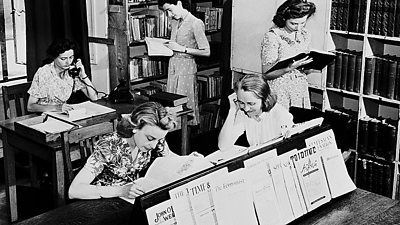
[145, 37, 173, 56]
[346, 52, 356, 92]
[340, 52, 348, 90]
[326, 58, 335, 88]
[363, 57, 375, 95]
[354, 52, 362, 93]
[29, 115, 78, 134]
[266, 50, 336, 73]
[333, 51, 343, 89]
[149, 91, 189, 107]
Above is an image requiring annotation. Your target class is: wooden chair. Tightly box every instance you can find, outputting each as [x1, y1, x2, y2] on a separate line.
[2, 81, 32, 120]
[60, 121, 115, 196]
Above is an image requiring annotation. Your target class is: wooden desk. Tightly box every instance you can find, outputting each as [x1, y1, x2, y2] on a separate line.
[1, 109, 118, 222]
[14, 189, 400, 225]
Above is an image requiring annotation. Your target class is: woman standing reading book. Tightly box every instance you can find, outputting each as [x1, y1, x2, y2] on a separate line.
[158, 0, 210, 126]
[218, 74, 293, 151]
[261, 0, 316, 109]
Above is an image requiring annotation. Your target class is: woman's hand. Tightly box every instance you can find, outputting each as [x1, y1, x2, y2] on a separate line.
[228, 93, 239, 112]
[75, 59, 87, 79]
[122, 183, 145, 199]
[57, 104, 74, 113]
[164, 41, 185, 52]
[288, 56, 313, 72]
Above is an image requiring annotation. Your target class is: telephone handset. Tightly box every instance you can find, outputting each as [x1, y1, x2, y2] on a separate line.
[68, 58, 81, 78]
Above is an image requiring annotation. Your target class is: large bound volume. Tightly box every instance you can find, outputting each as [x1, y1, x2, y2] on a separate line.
[385, 124, 397, 162]
[363, 57, 375, 95]
[336, 0, 345, 30]
[394, 0, 400, 37]
[379, 57, 389, 98]
[396, 58, 400, 100]
[149, 91, 189, 107]
[326, 59, 335, 88]
[380, 0, 390, 36]
[354, 52, 362, 93]
[367, 119, 379, 156]
[383, 164, 393, 197]
[346, 52, 356, 92]
[373, 58, 383, 96]
[376, 164, 384, 195]
[340, 53, 349, 90]
[348, 0, 361, 32]
[374, 0, 384, 35]
[368, 0, 378, 34]
[341, 0, 350, 31]
[356, 158, 367, 189]
[366, 160, 375, 192]
[265, 50, 335, 73]
[358, 0, 368, 33]
[330, 0, 339, 30]
[333, 51, 343, 88]
[387, 0, 396, 36]
[358, 118, 369, 154]
[386, 59, 397, 99]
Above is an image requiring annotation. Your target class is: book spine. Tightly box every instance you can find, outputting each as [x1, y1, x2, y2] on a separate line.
[354, 53, 362, 93]
[330, 0, 339, 30]
[367, 119, 379, 155]
[379, 58, 389, 98]
[373, 58, 383, 96]
[333, 52, 343, 88]
[341, 0, 350, 31]
[368, 0, 378, 34]
[395, 58, 400, 100]
[359, 0, 368, 33]
[374, 0, 384, 35]
[363, 57, 375, 95]
[387, 0, 396, 36]
[387, 60, 397, 99]
[380, 0, 390, 36]
[346, 53, 356, 92]
[394, 0, 400, 37]
[349, 0, 361, 32]
[326, 59, 335, 88]
[383, 164, 393, 197]
[340, 53, 349, 90]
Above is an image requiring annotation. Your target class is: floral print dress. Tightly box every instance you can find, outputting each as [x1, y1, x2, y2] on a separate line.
[261, 26, 312, 109]
[28, 62, 86, 104]
[167, 12, 210, 126]
[84, 132, 168, 186]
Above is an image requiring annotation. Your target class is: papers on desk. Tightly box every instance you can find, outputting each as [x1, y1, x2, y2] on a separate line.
[44, 101, 116, 122]
[29, 116, 77, 134]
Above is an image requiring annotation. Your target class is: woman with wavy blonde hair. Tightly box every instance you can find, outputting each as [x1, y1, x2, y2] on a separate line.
[69, 101, 177, 200]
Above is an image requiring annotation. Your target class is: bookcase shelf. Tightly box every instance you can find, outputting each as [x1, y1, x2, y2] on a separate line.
[130, 75, 168, 85]
[324, 0, 400, 199]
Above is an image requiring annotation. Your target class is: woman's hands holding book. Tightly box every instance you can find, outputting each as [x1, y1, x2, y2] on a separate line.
[121, 182, 145, 199]
[164, 41, 186, 53]
[287, 56, 313, 72]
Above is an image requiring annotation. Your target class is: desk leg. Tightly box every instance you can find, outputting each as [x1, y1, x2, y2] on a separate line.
[52, 150, 66, 207]
[3, 131, 18, 222]
[181, 115, 190, 155]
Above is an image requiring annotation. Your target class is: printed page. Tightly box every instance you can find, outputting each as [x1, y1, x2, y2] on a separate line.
[30, 116, 76, 134]
[187, 169, 227, 225]
[169, 183, 196, 225]
[269, 157, 295, 224]
[279, 150, 307, 217]
[146, 199, 177, 225]
[289, 117, 324, 137]
[145, 156, 214, 186]
[305, 130, 356, 198]
[291, 146, 331, 212]
[145, 37, 173, 56]
[205, 145, 248, 165]
[212, 168, 258, 225]
[45, 101, 115, 122]
[244, 150, 283, 225]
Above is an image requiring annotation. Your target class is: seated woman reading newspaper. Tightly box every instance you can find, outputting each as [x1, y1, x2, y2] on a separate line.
[68, 102, 178, 200]
[218, 74, 294, 151]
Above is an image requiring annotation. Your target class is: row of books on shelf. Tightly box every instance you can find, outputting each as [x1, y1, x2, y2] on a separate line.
[326, 49, 362, 93]
[144, 129, 356, 225]
[129, 55, 168, 81]
[128, 8, 170, 44]
[195, 6, 223, 31]
[368, 0, 400, 37]
[363, 55, 400, 100]
[198, 103, 221, 134]
[358, 116, 397, 162]
[356, 157, 393, 198]
[330, 0, 367, 33]
[197, 71, 222, 101]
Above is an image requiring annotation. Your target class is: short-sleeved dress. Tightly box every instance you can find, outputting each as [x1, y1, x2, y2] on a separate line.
[231, 104, 294, 146]
[261, 26, 312, 109]
[167, 12, 210, 126]
[28, 62, 86, 105]
[83, 132, 169, 186]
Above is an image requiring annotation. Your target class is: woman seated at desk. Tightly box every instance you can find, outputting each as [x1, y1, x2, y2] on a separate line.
[27, 38, 98, 113]
[68, 101, 179, 200]
[218, 74, 294, 151]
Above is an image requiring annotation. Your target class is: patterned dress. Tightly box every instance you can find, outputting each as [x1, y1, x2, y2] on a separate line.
[83, 132, 169, 186]
[28, 62, 86, 104]
[167, 12, 210, 125]
[261, 26, 312, 109]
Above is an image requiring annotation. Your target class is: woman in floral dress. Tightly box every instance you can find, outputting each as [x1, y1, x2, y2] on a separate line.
[159, 0, 210, 126]
[261, 0, 316, 109]
[27, 38, 98, 113]
[68, 102, 177, 200]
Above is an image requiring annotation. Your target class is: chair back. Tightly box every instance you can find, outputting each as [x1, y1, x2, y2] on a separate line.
[2, 81, 32, 119]
[60, 121, 115, 188]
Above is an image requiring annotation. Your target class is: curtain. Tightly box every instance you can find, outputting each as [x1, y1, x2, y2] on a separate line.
[25, 0, 90, 81]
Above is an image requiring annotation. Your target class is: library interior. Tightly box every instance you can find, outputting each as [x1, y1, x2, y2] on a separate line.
[1, 0, 400, 224]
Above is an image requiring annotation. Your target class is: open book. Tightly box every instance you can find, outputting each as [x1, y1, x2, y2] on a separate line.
[145, 37, 173, 56]
[267, 50, 336, 73]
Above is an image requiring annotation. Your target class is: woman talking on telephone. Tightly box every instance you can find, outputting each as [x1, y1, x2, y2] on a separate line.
[27, 38, 98, 113]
